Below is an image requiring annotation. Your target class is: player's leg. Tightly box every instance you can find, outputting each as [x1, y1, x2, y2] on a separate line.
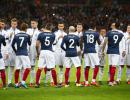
[71, 57, 82, 86]
[21, 56, 31, 88]
[14, 56, 21, 88]
[64, 57, 71, 87]
[99, 55, 106, 84]
[109, 54, 119, 86]
[90, 53, 99, 86]
[8, 53, 15, 87]
[126, 54, 130, 84]
[35, 51, 45, 87]
[0, 58, 6, 89]
[116, 55, 125, 83]
[84, 54, 91, 86]
[59, 52, 65, 84]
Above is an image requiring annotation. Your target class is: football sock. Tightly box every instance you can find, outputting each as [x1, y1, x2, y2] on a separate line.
[51, 69, 57, 85]
[8, 67, 14, 84]
[20, 68, 24, 82]
[22, 68, 30, 82]
[30, 67, 35, 83]
[126, 66, 130, 81]
[65, 68, 70, 85]
[15, 70, 20, 84]
[117, 65, 124, 81]
[76, 67, 81, 84]
[85, 67, 90, 82]
[1, 70, 6, 86]
[59, 67, 63, 83]
[93, 66, 99, 81]
[110, 66, 116, 82]
[36, 69, 42, 85]
[44, 67, 47, 74]
[99, 66, 104, 81]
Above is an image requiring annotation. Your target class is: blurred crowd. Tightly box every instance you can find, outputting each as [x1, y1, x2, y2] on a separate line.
[0, 0, 130, 31]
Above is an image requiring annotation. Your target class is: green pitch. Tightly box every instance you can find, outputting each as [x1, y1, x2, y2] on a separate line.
[0, 64, 130, 100]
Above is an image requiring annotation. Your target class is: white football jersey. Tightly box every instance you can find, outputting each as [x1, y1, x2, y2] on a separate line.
[6, 27, 20, 53]
[27, 28, 40, 46]
[124, 32, 130, 54]
[54, 30, 67, 51]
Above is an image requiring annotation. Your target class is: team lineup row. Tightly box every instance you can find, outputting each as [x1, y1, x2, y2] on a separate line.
[0, 18, 130, 89]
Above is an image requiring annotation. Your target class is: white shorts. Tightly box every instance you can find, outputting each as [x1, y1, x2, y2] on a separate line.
[126, 54, 130, 65]
[15, 56, 31, 69]
[119, 55, 126, 65]
[108, 54, 120, 66]
[84, 53, 99, 68]
[29, 45, 37, 66]
[54, 50, 65, 66]
[38, 50, 55, 69]
[5, 52, 15, 67]
[98, 54, 106, 66]
[64, 56, 81, 68]
[0, 58, 5, 70]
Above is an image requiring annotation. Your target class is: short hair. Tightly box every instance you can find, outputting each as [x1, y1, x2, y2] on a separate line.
[20, 23, 28, 31]
[44, 23, 53, 31]
[31, 18, 38, 22]
[77, 23, 83, 26]
[58, 21, 64, 25]
[0, 18, 5, 23]
[11, 18, 17, 22]
[88, 21, 96, 29]
[69, 26, 75, 32]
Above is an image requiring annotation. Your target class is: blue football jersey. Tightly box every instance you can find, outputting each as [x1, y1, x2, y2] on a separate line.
[106, 30, 124, 54]
[12, 32, 31, 56]
[0, 35, 6, 58]
[61, 34, 80, 57]
[37, 32, 55, 51]
[83, 29, 100, 53]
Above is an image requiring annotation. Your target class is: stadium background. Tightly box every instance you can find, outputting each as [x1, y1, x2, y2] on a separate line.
[0, 0, 130, 100]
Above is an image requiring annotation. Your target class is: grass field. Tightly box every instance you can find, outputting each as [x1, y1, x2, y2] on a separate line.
[0, 63, 130, 100]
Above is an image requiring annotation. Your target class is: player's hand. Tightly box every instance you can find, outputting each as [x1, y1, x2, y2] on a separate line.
[4, 54, 9, 60]
[58, 35, 64, 40]
[122, 51, 126, 57]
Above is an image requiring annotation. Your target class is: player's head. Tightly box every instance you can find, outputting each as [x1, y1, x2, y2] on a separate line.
[11, 18, 18, 29]
[88, 21, 96, 30]
[0, 19, 6, 29]
[111, 22, 120, 30]
[127, 25, 130, 34]
[41, 23, 52, 32]
[20, 22, 28, 32]
[69, 26, 75, 33]
[58, 22, 64, 31]
[76, 23, 83, 32]
[100, 27, 106, 37]
[31, 19, 38, 29]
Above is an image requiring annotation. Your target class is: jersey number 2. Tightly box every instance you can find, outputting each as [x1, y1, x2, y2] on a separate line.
[69, 39, 74, 48]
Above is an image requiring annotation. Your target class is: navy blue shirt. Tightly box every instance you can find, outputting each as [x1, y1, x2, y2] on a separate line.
[61, 34, 80, 57]
[106, 30, 124, 54]
[12, 32, 31, 56]
[37, 32, 55, 51]
[0, 35, 6, 58]
[83, 29, 100, 53]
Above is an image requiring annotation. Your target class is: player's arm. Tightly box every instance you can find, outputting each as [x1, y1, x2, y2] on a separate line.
[61, 37, 66, 51]
[28, 35, 31, 46]
[122, 36, 126, 57]
[11, 36, 16, 53]
[102, 37, 108, 53]
[2, 36, 6, 46]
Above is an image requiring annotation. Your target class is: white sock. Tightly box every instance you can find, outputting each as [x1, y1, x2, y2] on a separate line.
[30, 68, 35, 83]
[126, 67, 130, 81]
[20, 68, 24, 82]
[45, 70, 51, 83]
[22, 81, 25, 84]
[99, 66, 104, 81]
[117, 66, 123, 81]
[8, 67, 14, 84]
[59, 68, 63, 83]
